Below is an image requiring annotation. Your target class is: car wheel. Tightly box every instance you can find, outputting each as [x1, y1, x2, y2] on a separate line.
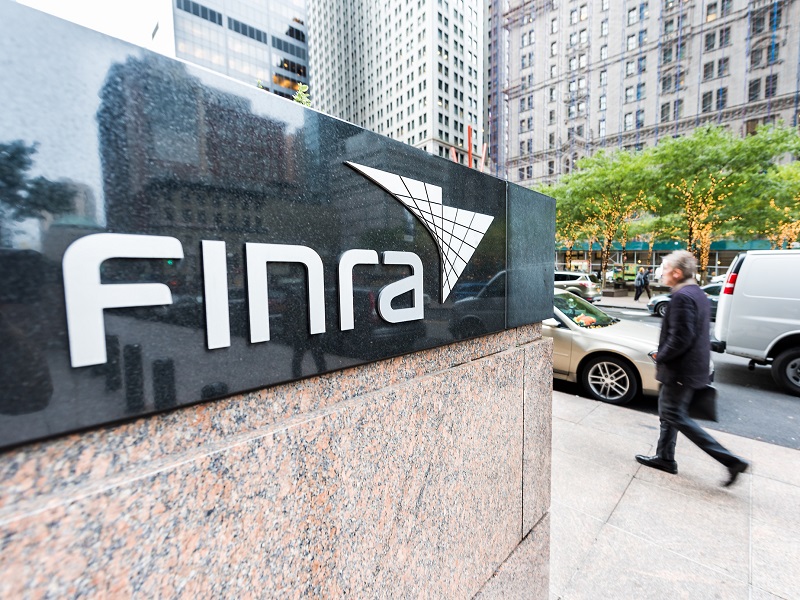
[771, 348, 800, 397]
[580, 355, 638, 405]
[656, 303, 668, 318]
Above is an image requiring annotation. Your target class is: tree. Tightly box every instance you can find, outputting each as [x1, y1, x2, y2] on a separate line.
[292, 83, 311, 107]
[629, 214, 681, 265]
[0, 141, 73, 246]
[557, 149, 657, 284]
[667, 174, 739, 283]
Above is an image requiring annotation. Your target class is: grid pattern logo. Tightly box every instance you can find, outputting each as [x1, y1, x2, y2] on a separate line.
[346, 162, 494, 302]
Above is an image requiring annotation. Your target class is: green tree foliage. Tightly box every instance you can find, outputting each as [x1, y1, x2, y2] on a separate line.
[0, 140, 73, 245]
[546, 123, 800, 276]
[292, 83, 311, 107]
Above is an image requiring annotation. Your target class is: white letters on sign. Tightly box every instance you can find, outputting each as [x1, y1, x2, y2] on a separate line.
[62, 234, 426, 367]
[62, 233, 184, 368]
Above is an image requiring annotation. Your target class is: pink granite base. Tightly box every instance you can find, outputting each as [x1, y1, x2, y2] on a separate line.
[0, 327, 552, 598]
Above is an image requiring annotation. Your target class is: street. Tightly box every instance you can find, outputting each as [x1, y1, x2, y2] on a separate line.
[554, 306, 800, 450]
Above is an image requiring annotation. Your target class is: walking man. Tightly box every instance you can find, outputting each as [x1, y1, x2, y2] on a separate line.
[633, 267, 645, 301]
[642, 267, 653, 299]
[635, 251, 749, 487]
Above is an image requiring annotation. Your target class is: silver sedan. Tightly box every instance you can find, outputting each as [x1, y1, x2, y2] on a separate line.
[544, 290, 661, 404]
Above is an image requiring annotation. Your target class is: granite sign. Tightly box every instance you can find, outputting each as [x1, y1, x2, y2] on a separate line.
[0, 2, 555, 450]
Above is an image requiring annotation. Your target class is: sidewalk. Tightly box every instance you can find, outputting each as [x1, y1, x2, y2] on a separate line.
[594, 292, 653, 312]
[550, 390, 800, 599]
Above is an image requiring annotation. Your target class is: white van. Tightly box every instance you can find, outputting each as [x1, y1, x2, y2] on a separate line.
[713, 250, 800, 396]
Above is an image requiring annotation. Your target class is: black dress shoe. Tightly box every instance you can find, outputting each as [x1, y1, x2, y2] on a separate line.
[635, 454, 678, 475]
[723, 460, 749, 487]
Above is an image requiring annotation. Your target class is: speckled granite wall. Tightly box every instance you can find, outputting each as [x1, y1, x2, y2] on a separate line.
[0, 327, 552, 598]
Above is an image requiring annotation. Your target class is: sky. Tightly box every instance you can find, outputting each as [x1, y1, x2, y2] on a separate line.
[17, 0, 176, 56]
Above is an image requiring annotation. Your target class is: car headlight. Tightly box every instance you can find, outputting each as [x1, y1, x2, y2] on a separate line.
[648, 350, 658, 363]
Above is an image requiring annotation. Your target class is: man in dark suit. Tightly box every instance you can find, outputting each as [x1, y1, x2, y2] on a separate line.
[635, 251, 749, 487]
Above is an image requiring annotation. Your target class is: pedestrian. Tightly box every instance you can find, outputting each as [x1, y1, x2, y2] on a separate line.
[633, 267, 645, 301]
[636, 251, 749, 487]
[642, 267, 653, 299]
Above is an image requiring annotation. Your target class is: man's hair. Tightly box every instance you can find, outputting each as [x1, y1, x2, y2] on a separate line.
[663, 250, 696, 280]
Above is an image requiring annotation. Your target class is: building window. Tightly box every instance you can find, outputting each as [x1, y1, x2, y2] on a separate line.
[640, 2, 649, 20]
[527, 166, 533, 179]
[518, 168, 525, 180]
[716, 87, 728, 110]
[579, 53, 587, 68]
[768, 40, 780, 63]
[550, 64, 558, 78]
[600, 45, 608, 60]
[551, 18, 558, 33]
[624, 113, 634, 131]
[661, 74, 673, 94]
[601, 20, 609, 36]
[625, 86, 635, 102]
[580, 4, 588, 20]
[638, 56, 647, 73]
[636, 109, 645, 129]
[569, 32, 578, 46]
[765, 74, 778, 98]
[569, 57, 578, 71]
[769, 6, 782, 29]
[662, 46, 673, 64]
[721, 0, 732, 16]
[549, 87, 556, 102]
[550, 41, 558, 56]
[549, 132, 555, 148]
[673, 98, 684, 119]
[660, 102, 670, 123]
[600, 70, 607, 86]
[599, 118, 606, 137]
[626, 60, 636, 76]
[602, 0, 609, 10]
[549, 110, 556, 124]
[720, 26, 731, 47]
[664, 18, 674, 34]
[627, 34, 637, 51]
[718, 57, 729, 77]
[570, 9, 578, 24]
[637, 82, 646, 99]
[705, 32, 716, 51]
[702, 91, 713, 112]
[703, 62, 714, 81]
[751, 48, 763, 69]
[748, 79, 761, 102]
[707, 2, 718, 22]
[548, 160, 555, 175]
[599, 94, 607, 110]
[627, 8, 638, 25]
[580, 28, 588, 44]
[638, 29, 648, 46]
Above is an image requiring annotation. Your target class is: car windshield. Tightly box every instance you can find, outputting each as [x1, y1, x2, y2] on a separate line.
[554, 293, 617, 328]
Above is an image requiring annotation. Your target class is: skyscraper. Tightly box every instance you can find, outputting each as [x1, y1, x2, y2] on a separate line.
[308, 0, 485, 168]
[502, 0, 800, 185]
[172, 0, 309, 99]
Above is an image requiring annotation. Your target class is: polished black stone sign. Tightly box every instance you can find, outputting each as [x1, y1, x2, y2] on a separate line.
[0, 3, 554, 450]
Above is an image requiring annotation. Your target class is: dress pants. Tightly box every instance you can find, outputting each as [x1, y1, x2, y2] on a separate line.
[656, 383, 739, 467]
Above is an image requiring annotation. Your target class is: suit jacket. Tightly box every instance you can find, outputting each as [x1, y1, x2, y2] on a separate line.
[656, 281, 711, 389]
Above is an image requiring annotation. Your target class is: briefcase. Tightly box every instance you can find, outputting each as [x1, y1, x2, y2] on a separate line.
[689, 385, 718, 422]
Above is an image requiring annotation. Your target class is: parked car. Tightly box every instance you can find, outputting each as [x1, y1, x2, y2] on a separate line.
[450, 282, 660, 404]
[554, 271, 602, 303]
[713, 250, 800, 396]
[545, 290, 660, 404]
[647, 283, 721, 319]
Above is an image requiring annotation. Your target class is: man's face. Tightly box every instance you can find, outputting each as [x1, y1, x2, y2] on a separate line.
[661, 263, 683, 287]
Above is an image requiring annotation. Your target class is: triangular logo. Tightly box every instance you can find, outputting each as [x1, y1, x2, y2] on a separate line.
[346, 162, 494, 303]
